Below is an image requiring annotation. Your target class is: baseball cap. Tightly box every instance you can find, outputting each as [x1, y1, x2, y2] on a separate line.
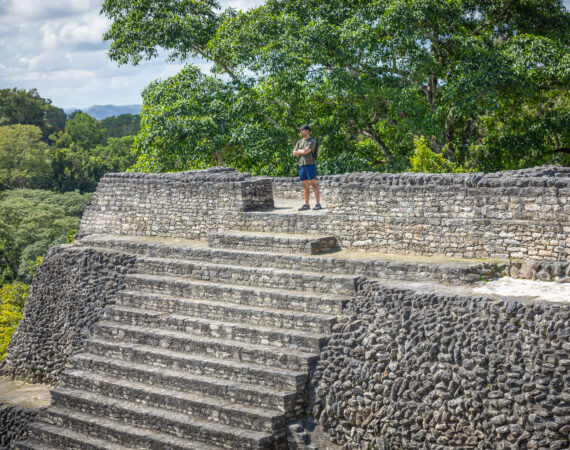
[299, 124, 311, 131]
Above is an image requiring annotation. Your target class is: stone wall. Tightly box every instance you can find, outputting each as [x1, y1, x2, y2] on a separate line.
[79, 167, 273, 240]
[271, 166, 570, 261]
[2, 245, 135, 384]
[309, 282, 570, 449]
[0, 403, 38, 449]
[78, 166, 569, 261]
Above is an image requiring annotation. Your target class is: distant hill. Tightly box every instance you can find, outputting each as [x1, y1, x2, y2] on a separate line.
[64, 105, 141, 120]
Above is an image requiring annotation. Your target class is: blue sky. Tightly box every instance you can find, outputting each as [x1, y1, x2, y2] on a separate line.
[0, 0, 568, 110]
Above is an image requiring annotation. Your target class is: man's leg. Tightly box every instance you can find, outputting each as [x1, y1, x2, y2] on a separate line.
[309, 179, 320, 204]
[302, 180, 310, 205]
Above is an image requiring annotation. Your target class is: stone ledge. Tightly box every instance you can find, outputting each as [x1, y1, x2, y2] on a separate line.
[79, 235, 511, 283]
[273, 165, 570, 188]
[208, 230, 340, 254]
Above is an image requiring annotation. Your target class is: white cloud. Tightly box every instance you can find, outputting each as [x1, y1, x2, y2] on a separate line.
[58, 15, 109, 45]
[7, 0, 97, 22]
[0, 0, 267, 108]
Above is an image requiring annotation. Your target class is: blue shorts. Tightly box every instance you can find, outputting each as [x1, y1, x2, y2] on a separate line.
[299, 165, 317, 181]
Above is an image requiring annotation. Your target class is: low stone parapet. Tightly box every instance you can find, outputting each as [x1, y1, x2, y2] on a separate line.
[79, 167, 273, 240]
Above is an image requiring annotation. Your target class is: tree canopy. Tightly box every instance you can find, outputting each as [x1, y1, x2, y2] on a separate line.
[0, 189, 92, 285]
[102, 0, 570, 174]
[0, 88, 66, 141]
[43, 112, 137, 192]
[101, 114, 141, 138]
[0, 125, 53, 190]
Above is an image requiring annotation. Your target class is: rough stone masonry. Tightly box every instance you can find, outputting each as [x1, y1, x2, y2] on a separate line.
[81, 166, 570, 260]
[2, 166, 569, 449]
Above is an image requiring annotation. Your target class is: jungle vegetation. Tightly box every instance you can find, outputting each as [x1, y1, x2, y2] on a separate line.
[101, 0, 570, 175]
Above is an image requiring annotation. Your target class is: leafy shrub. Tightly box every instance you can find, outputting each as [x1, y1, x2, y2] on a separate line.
[0, 282, 28, 360]
[409, 136, 471, 173]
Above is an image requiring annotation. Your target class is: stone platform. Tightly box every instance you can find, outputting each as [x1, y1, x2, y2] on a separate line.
[12, 228, 516, 449]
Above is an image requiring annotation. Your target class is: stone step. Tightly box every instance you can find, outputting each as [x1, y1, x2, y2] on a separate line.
[85, 338, 307, 390]
[57, 372, 284, 434]
[131, 257, 360, 295]
[104, 305, 327, 352]
[93, 321, 319, 371]
[27, 417, 223, 449]
[69, 353, 301, 413]
[25, 421, 133, 450]
[207, 230, 340, 254]
[35, 407, 233, 450]
[14, 437, 63, 450]
[123, 274, 349, 314]
[46, 389, 278, 449]
[118, 290, 337, 334]
[79, 236, 501, 283]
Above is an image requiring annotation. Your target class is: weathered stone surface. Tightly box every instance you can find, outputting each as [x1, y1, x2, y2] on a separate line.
[271, 165, 570, 261]
[208, 230, 340, 254]
[309, 282, 570, 449]
[77, 166, 570, 261]
[81, 234, 511, 284]
[79, 167, 273, 241]
[13, 231, 344, 449]
[0, 403, 38, 449]
[7, 166, 570, 449]
[2, 246, 136, 385]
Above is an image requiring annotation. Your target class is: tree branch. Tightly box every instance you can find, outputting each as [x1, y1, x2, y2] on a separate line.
[472, 0, 514, 36]
[192, 44, 292, 135]
[192, 45, 242, 85]
[362, 127, 392, 157]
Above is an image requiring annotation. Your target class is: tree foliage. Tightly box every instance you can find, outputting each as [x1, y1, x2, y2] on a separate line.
[0, 189, 92, 285]
[0, 125, 53, 190]
[101, 114, 141, 138]
[0, 88, 66, 141]
[0, 281, 28, 361]
[132, 65, 294, 174]
[63, 112, 107, 149]
[50, 112, 136, 192]
[409, 136, 469, 173]
[102, 0, 570, 174]
[0, 91, 139, 193]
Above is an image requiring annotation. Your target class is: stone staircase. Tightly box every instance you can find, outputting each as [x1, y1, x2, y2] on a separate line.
[17, 231, 355, 449]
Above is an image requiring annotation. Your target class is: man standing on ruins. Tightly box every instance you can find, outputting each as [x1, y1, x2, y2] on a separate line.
[293, 124, 322, 211]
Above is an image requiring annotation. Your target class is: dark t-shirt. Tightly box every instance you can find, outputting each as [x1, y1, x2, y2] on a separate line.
[295, 137, 316, 166]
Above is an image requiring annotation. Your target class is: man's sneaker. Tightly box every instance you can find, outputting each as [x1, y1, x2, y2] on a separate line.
[298, 204, 310, 211]
[313, 203, 323, 210]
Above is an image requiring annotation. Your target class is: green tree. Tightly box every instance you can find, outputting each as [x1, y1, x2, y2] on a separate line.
[92, 135, 138, 178]
[0, 189, 92, 284]
[0, 125, 53, 190]
[63, 112, 107, 149]
[50, 112, 117, 192]
[0, 88, 66, 141]
[132, 65, 293, 174]
[101, 114, 141, 138]
[409, 136, 468, 173]
[102, 0, 570, 174]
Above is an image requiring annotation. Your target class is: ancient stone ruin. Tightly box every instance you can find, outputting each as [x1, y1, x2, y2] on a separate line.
[2, 166, 569, 449]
